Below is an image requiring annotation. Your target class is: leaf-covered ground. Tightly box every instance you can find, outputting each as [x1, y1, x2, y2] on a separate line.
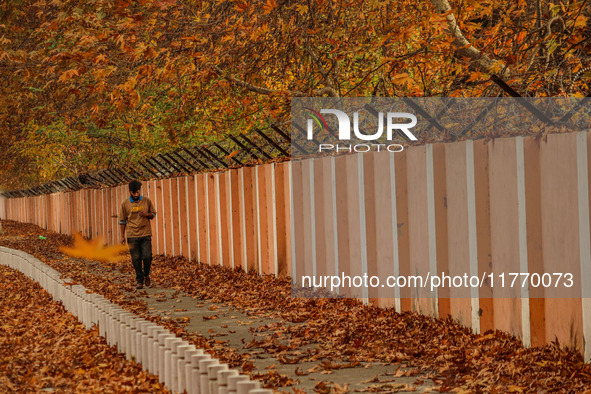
[1, 219, 591, 393]
[0, 262, 167, 392]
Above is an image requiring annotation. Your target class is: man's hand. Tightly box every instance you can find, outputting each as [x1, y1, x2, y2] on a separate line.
[139, 211, 154, 219]
[119, 223, 126, 244]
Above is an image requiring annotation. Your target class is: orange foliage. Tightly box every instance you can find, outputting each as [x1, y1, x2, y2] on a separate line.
[0, 0, 590, 188]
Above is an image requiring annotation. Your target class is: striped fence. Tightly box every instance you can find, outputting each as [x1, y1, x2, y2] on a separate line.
[2, 131, 591, 361]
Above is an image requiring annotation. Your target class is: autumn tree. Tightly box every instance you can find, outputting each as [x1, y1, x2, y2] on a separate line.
[0, 0, 589, 190]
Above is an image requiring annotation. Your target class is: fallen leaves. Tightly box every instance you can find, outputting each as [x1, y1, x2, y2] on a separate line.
[294, 367, 308, 376]
[252, 369, 296, 388]
[3, 219, 591, 392]
[277, 355, 306, 364]
[364, 383, 416, 392]
[0, 263, 167, 392]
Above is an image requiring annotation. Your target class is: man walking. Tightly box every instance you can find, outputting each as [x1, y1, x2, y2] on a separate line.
[119, 180, 157, 289]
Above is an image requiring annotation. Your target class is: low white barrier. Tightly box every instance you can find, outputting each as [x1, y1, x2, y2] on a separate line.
[0, 246, 272, 394]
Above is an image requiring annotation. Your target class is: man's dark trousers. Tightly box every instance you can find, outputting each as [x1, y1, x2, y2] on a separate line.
[127, 236, 152, 284]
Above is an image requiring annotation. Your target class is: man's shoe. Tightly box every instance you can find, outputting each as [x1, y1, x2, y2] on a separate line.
[136, 281, 144, 289]
[144, 277, 151, 287]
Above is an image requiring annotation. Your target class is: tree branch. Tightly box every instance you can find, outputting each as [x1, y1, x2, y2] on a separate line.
[430, 0, 508, 77]
[305, 42, 335, 88]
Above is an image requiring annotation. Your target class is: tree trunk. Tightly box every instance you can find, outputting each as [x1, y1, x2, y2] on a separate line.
[430, 0, 509, 77]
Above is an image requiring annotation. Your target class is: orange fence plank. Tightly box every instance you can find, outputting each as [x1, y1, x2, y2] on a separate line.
[367, 151, 398, 307]
[274, 163, 289, 277]
[297, 160, 315, 289]
[291, 161, 305, 283]
[362, 152, 379, 304]
[432, 144, 450, 319]
[146, 181, 157, 252]
[187, 175, 198, 262]
[474, 139, 494, 334]
[207, 173, 220, 266]
[196, 174, 209, 264]
[156, 180, 166, 255]
[444, 142, 473, 328]
[115, 186, 122, 242]
[489, 138, 523, 339]
[163, 179, 174, 256]
[107, 188, 114, 244]
[178, 177, 189, 258]
[406, 145, 433, 315]
[100, 189, 107, 239]
[242, 167, 257, 273]
[257, 166, 270, 275]
[219, 172, 231, 268]
[230, 170, 242, 270]
[523, 136, 545, 347]
[539, 133, 583, 352]
[265, 164, 277, 276]
[170, 178, 181, 256]
[313, 157, 335, 287]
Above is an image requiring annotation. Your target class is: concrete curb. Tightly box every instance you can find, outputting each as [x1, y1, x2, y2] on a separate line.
[0, 246, 272, 394]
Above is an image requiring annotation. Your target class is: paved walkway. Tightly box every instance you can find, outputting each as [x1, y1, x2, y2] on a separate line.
[124, 284, 437, 392]
[78, 258, 437, 392]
